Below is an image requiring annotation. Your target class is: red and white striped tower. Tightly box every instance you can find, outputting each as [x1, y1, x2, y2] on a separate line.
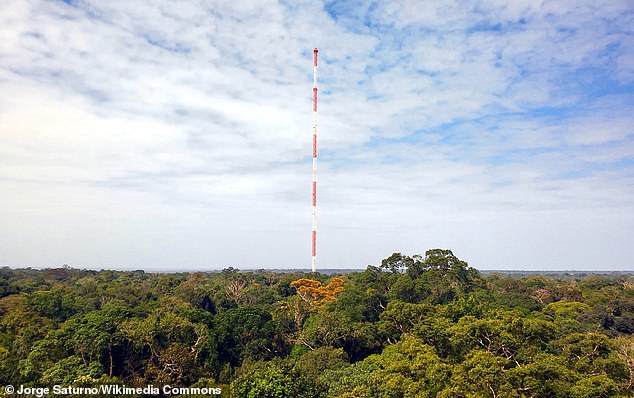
[311, 48, 318, 273]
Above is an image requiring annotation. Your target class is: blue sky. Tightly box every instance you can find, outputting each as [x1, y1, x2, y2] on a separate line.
[0, 0, 632, 270]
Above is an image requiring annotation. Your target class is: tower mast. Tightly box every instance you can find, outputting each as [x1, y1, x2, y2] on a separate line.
[311, 48, 318, 273]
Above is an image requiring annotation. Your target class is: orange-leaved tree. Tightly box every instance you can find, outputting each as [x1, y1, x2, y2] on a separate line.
[291, 276, 346, 310]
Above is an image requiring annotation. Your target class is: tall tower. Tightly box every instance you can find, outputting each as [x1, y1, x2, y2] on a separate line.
[311, 48, 318, 273]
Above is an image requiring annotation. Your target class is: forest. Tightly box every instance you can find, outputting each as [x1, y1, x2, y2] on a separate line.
[1, 249, 633, 397]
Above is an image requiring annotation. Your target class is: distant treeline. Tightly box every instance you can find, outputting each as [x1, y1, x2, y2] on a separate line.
[1, 249, 633, 397]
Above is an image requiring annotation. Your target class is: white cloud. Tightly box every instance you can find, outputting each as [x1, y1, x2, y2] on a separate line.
[0, 0, 632, 270]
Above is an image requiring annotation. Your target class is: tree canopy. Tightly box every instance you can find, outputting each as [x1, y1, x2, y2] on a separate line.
[1, 250, 633, 397]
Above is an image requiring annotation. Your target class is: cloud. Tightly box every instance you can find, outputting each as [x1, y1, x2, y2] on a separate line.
[0, 0, 632, 270]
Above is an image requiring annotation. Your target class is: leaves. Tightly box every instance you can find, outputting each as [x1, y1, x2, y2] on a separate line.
[1, 254, 633, 396]
[291, 277, 347, 310]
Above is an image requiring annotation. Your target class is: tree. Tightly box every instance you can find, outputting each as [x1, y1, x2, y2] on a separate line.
[66, 307, 131, 377]
[378, 301, 434, 341]
[506, 353, 577, 397]
[447, 310, 556, 363]
[330, 278, 387, 322]
[380, 253, 416, 274]
[408, 249, 482, 304]
[442, 350, 515, 398]
[337, 335, 451, 398]
[214, 307, 281, 366]
[231, 359, 321, 398]
[408, 249, 465, 277]
[542, 301, 591, 334]
[26, 289, 79, 321]
[40, 355, 102, 385]
[225, 277, 248, 304]
[388, 275, 427, 303]
[555, 332, 628, 381]
[570, 375, 619, 398]
[119, 303, 214, 384]
[615, 335, 634, 392]
[298, 311, 354, 350]
[291, 277, 346, 310]
[296, 346, 349, 381]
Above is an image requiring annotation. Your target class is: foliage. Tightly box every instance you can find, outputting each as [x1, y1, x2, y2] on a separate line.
[231, 359, 321, 398]
[0, 253, 633, 397]
[291, 276, 346, 310]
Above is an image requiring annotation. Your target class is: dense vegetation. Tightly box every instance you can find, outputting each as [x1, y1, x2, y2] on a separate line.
[1, 249, 633, 397]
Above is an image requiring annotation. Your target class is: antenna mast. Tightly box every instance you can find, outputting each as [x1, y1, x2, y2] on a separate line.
[311, 48, 318, 273]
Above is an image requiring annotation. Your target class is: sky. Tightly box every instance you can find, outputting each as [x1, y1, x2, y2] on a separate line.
[0, 0, 633, 271]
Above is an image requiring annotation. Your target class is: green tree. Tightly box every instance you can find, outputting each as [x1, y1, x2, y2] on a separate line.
[441, 350, 516, 398]
[119, 302, 215, 383]
[214, 307, 280, 366]
[409, 249, 482, 304]
[570, 375, 619, 398]
[27, 289, 79, 320]
[388, 274, 427, 303]
[40, 356, 102, 385]
[231, 359, 321, 398]
[542, 301, 591, 334]
[358, 335, 451, 398]
[447, 310, 556, 363]
[507, 353, 577, 396]
[380, 253, 416, 274]
[295, 346, 349, 381]
[555, 332, 628, 382]
[378, 301, 434, 342]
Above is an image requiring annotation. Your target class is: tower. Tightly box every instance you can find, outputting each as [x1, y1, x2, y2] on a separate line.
[311, 48, 318, 273]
